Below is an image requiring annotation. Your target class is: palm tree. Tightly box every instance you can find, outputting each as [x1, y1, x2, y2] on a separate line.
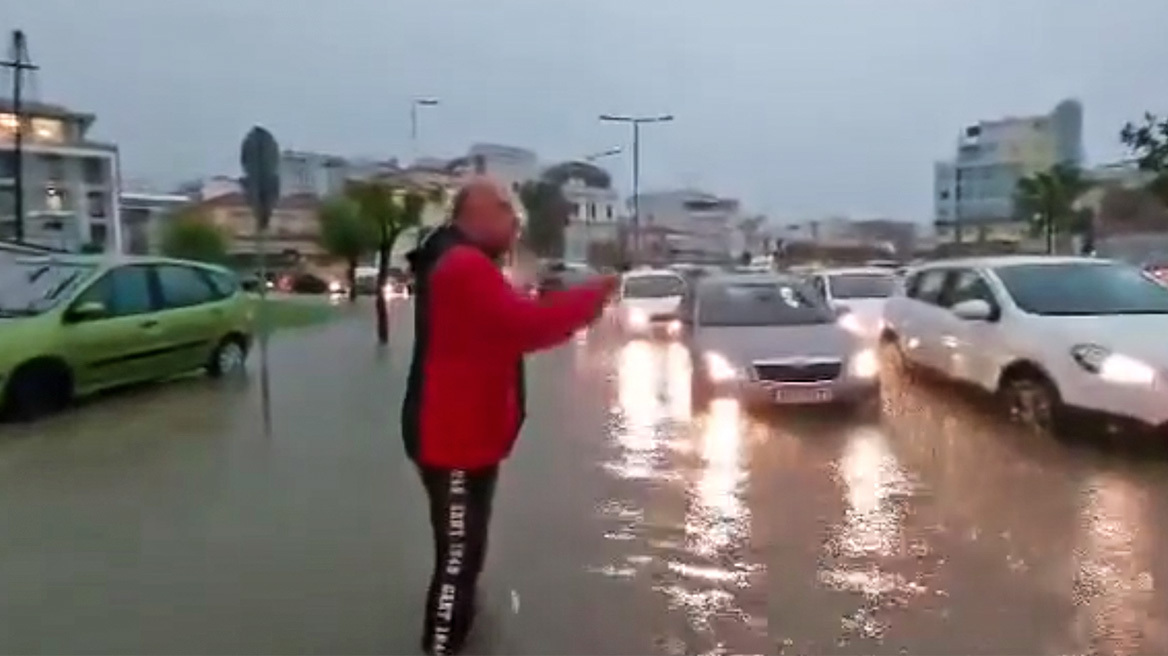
[1014, 163, 1091, 254]
[346, 180, 423, 344]
[317, 195, 373, 302]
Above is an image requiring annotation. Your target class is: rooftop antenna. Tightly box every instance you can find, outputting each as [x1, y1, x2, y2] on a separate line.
[1, 30, 39, 243]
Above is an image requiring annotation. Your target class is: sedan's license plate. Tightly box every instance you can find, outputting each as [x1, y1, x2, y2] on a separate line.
[775, 387, 833, 403]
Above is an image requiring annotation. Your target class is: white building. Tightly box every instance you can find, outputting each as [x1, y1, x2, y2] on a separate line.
[560, 176, 621, 263]
[0, 99, 122, 252]
[119, 191, 192, 255]
[635, 189, 741, 262]
[447, 143, 540, 191]
[278, 150, 352, 198]
[933, 98, 1084, 244]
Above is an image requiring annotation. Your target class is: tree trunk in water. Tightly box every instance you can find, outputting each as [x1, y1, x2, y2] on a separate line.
[346, 258, 358, 302]
[375, 232, 390, 344]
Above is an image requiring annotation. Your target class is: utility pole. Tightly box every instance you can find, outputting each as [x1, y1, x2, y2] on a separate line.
[1, 30, 38, 243]
[953, 165, 964, 246]
[599, 113, 673, 265]
[409, 98, 439, 161]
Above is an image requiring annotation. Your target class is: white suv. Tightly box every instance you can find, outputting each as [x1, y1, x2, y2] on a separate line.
[881, 255, 1168, 437]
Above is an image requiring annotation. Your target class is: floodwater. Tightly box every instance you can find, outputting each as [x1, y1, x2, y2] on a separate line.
[1, 304, 1167, 654]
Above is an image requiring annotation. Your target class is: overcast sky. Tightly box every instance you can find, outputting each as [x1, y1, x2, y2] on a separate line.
[5, 0, 1167, 222]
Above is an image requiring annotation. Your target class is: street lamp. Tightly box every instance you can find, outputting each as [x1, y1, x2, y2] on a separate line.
[583, 146, 622, 162]
[410, 97, 440, 159]
[598, 113, 674, 264]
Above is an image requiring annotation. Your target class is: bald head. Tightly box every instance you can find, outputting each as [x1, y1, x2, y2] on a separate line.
[450, 175, 520, 255]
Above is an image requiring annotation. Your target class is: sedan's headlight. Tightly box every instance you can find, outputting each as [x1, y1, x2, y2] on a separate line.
[848, 348, 880, 378]
[703, 351, 741, 382]
[837, 312, 865, 336]
[1071, 344, 1157, 386]
[328, 280, 342, 293]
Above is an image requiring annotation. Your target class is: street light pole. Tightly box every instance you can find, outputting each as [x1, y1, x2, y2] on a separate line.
[410, 97, 439, 161]
[582, 146, 621, 162]
[1, 30, 38, 244]
[598, 114, 673, 265]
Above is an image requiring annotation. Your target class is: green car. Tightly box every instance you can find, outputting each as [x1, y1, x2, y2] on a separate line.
[0, 254, 254, 419]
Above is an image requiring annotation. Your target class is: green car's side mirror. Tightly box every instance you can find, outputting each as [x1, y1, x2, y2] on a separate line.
[68, 301, 108, 321]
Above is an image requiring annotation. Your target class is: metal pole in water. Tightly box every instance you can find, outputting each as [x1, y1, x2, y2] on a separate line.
[256, 221, 272, 437]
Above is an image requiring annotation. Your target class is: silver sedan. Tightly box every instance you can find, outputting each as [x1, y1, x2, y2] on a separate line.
[683, 273, 881, 415]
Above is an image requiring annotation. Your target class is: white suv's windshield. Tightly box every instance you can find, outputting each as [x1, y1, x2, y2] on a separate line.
[622, 275, 685, 299]
[995, 262, 1168, 316]
[0, 261, 95, 316]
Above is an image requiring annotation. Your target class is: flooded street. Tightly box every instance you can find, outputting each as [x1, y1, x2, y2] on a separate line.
[2, 305, 1167, 654]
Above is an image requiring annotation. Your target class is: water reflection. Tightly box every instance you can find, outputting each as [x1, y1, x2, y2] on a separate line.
[656, 396, 766, 644]
[1071, 473, 1160, 656]
[820, 426, 925, 642]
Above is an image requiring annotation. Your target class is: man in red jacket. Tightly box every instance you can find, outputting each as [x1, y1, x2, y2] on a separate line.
[402, 176, 615, 655]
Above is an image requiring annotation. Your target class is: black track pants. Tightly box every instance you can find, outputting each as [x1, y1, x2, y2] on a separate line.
[417, 464, 499, 656]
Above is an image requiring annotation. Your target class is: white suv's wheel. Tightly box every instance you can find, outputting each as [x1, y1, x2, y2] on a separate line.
[1000, 373, 1061, 437]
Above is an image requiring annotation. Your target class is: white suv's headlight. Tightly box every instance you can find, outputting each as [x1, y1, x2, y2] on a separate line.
[848, 348, 879, 378]
[1071, 344, 1157, 386]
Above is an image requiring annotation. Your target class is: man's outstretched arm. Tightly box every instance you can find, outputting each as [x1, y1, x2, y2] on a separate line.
[431, 246, 613, 354]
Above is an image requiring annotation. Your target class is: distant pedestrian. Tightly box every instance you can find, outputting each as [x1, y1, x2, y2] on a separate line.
[402, 175, 617, 655]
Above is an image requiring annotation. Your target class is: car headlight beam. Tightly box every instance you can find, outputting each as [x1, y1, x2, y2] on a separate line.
[848, 348, 880, 378]
[703, 351, 740, 382]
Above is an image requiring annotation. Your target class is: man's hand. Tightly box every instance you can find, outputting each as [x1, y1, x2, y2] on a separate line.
[597, 274, 621, 299]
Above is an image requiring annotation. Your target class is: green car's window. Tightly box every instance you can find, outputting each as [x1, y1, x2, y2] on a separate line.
[75, 266, 156, 317]
[0, 261, 95, 316]
[205, 270, 240, 298]
[156, 265, 218, 309]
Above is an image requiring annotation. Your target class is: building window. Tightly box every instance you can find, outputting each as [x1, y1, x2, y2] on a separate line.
[45, 186, 66, 212]
[0, 189, 14, 216]
[588, 203, 596, 220]
[606, 205, 613, 220]
[31, 118, 64, 143]
[41, 154, 66, 181]
[87, 191, 107, 218]
[570, 202, 579, 218]
[89, 223, 108, 250]
[82, 158, 105, 184]
[0, 151, 14, 178]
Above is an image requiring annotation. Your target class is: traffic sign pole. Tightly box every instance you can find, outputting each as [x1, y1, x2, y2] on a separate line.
[240, 126, 281, 437]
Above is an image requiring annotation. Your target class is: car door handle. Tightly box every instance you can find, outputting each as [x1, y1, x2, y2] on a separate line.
[140, 319, 160, 329]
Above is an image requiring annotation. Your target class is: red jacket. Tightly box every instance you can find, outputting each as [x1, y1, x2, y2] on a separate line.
[401, 227, 608, 469]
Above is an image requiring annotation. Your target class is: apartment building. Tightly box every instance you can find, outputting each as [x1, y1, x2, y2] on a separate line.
[0, 99, 121, 251]
[635, 188, 741, 263]
[933, 98, 1084, 244]
[191, 191, 328, 271]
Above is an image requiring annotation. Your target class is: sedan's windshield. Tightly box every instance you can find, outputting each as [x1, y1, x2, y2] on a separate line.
[699, 281, 835, 326]
[828, 273, 897, 299]
[622, 274, 685, 299]
[0, 261, 95, 316]
[995, 262, 1168, 315]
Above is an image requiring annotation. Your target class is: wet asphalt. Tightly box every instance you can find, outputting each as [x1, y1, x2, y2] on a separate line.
[1, 299, 1167, 655]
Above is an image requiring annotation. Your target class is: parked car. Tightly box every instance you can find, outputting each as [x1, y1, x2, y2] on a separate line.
[805, 267, 900, 340]
[881, 255, 1168, 436]
[0, 254, 254, 420]
[683, 273, 880, 414]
